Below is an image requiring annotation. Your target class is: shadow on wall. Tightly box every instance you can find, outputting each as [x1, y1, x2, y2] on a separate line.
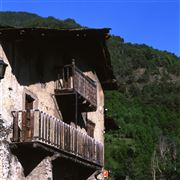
[1, 36, 101, 86]
[10, 142, 96, 180]
[52, 157, 95, 180]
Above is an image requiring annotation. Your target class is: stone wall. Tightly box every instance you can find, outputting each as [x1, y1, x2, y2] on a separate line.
[0, 119, 53, 180]
[0, 43, 104, 144]
[0, 41, 105, 179]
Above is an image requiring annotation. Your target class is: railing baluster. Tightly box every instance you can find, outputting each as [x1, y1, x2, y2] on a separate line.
[56, 119, 58, 147]
[55, 65, 97, 110]
[70, 126, 72, 153]
[74, 129, 77, 155]
[43, 113, 46, 142]
[48, 115, 50, 143]
[30, 110, 34, 141]
[68, 124, 70, 152]
[78, 132, 81, 156]
[45, 114, 48, 142]
[57, 120, 60, 148]
[12, 111, 19, 142]
[53, 119, 57, 147]
[61, 122, 64, 150]
[46, 114, 48, 143]
[12, 109, 103, 166]
[53, 118, 56, 146]
[40, 112, 43, 141]
[80, 133, 84, 157]
[84, 134, 86, 159]
[18, 111, 22, 139]
[49, 116, 53, 145]
[77, 131, 79, 156]
[21, 111, 26, 142]
[33, 110, 40, 140]
[79, 132, 82, 156]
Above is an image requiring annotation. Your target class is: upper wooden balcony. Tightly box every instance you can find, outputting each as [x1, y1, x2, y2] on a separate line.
[11, 110, 103, 168]
[55, 63, 97, 111]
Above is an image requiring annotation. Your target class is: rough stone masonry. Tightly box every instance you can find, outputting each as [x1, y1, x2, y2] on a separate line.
[0, 119, 53, 180]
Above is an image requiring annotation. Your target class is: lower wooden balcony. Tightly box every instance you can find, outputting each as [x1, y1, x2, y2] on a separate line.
[11, 110, 103, 168]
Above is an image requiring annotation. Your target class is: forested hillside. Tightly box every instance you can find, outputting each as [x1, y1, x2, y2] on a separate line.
[0, 11, 179, 180]
[0, 11, 81, 28]
[105, 37, 180, 179]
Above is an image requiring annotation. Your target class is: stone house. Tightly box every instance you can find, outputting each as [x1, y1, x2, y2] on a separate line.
[0, 27, 115, 180]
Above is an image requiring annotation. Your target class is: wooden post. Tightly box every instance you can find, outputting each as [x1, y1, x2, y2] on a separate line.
[51, 119, 54, 146]
[21, 111, 26, 142]
[33, 110, 40, 140]
[40, 112, 43, 141]
[12, 111, 19, 142]
[56, 119, 59, 147]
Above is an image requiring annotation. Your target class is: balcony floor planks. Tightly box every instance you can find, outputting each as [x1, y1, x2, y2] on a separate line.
[54, 88, 75, 95]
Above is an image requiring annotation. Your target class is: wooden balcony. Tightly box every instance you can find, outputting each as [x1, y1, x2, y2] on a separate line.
[11, 110, 103, 167]
[55, 63, 97, 111]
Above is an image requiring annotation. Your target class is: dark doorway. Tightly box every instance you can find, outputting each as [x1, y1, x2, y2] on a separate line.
[25, 94, 35, 110]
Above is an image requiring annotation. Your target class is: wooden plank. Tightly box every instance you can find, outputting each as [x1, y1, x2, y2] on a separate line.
[52, 117, 55, 146]
[21, 111, 26, 142]
[77, 131, 80, 156]
[29, 110, 34, 140]
[89, 138, 93, 162]
[40, 112, 43, 141]
[60, 121, 64, 150]
[77, 131, 79, 155]
[49, 116, 53, 145]
[80, 132, 83, 157]
[85, 135, 88, 159]
[44, 114, 48, 142]
[67, 124, 70, 152]
[42, 113, 46, 141]
[57, 120, 60, 148]
[82, 134, 85, 159]
[12, 111, 19, 142]
[55, 119, 58, 147]
[74, 128, 76, 153]
[86, 136, 90, 160]
[33, 110, 40, 140]
[45, 114, 49, 143]
[96, 143, 99, 165]
[47, 115, 50, 144]
[64, 123, 68, 151]
[69, 126, 72, 152]
[56, 120, 60, 148]
[100, 143, 104, 166]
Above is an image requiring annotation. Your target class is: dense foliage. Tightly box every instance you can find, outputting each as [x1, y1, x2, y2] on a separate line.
[0, 11, 179, 180]
[0, 11, 81, 29]
[105, 37, 180, 179]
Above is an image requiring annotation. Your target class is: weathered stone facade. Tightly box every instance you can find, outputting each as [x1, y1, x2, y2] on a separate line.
[0, 28, 115, 179]
[0, 118, 53, 180]
[0, 43, 104, 144]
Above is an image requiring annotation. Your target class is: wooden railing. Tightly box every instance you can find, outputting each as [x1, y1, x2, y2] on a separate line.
[55, 64, 97, 109]
[12, 110, 103, 167]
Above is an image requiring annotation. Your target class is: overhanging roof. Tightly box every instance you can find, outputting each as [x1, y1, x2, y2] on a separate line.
[0, 27, 117, 90]
[0, 27, 111, 38]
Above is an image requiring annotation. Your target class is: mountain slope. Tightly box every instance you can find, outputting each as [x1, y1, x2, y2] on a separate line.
[105, 37, 179, 179]
[0, 11, 81, 29]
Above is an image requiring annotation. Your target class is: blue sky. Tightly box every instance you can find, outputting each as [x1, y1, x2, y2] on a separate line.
[0, 0, 179, 56]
